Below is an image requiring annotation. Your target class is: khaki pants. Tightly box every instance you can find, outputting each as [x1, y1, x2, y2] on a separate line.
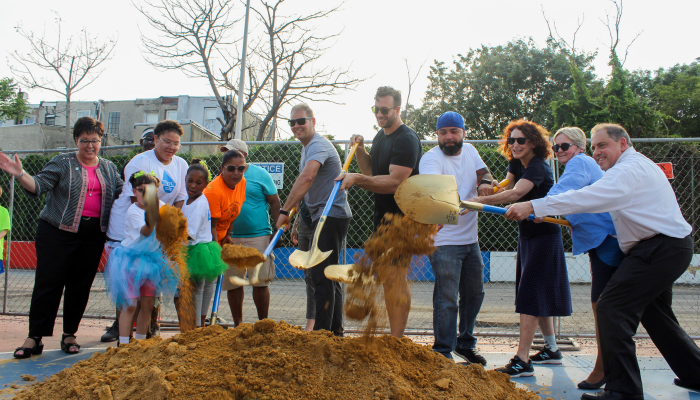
[222, 235, 274, 290]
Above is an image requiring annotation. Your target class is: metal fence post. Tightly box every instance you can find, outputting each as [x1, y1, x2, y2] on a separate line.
[3, 177, 14, 313]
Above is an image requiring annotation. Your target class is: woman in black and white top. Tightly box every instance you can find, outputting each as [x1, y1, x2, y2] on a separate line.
[0, 117, 123, 358]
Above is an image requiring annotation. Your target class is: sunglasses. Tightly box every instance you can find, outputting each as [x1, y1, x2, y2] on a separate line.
[507, 137, 528, 145]
[225, 165, 246, 173]
[288, 118, 312, 127]
[372, 106, 395, 115]
[553, 143, 574, 152]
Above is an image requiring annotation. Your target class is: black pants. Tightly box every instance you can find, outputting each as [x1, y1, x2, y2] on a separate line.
[311, 216, 349, 334]
[28, 218, 106, 338]
[597, 234, 700, 395]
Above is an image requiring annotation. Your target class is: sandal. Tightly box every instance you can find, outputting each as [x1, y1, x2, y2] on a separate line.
[61, 334, 81, 354]
[14, 336, 43, 359]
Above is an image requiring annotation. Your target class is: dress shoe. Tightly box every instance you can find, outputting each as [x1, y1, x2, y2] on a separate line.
[578, 376, 608, 390]
[674, 378, 700, 391]
[580, 389, 644, 400]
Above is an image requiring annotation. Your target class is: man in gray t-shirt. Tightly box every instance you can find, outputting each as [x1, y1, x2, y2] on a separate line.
[277, 103, 351, 336]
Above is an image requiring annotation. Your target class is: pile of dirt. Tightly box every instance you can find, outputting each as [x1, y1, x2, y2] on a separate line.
[345, 214, 438, 335]
[221, 244, 266, 269]
[16, 320, 538, 400]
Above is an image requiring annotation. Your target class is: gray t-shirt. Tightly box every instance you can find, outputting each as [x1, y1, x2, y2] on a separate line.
[300, 133, 352, 221]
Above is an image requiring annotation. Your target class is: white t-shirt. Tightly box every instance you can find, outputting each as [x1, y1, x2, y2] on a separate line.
[107, 150, 189, 241]
[182, 195, 212, 245]
[121, 200, 165, 248]
[419, 144, 487, 246]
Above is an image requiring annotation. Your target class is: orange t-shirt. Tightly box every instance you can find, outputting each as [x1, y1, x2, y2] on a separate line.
[203, 175, 247, 243]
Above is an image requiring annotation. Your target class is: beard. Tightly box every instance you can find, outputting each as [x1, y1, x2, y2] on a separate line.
[439, 139, 463, 156]
[379, 114, 396, 128]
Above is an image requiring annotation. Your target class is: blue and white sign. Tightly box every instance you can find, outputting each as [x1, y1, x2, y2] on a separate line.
[252, 162, 285, 190]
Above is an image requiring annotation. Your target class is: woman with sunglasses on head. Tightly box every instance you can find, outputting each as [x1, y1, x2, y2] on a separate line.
[0, 117, 123, 358]
[468, 119, 571, 378]
[203, 150, 247, 246]
[546, 127, 623, 390]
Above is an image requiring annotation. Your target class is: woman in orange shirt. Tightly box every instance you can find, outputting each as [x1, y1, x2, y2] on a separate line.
[203, 150, 247, 245]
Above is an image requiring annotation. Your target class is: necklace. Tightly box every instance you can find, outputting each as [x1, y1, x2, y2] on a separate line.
[87, 168, 97, 197]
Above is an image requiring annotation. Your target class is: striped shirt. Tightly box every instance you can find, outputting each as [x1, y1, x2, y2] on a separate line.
[26, 152, 123, 233]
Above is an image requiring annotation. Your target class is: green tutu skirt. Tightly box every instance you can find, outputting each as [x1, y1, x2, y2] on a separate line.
[185, 241, 229, 281]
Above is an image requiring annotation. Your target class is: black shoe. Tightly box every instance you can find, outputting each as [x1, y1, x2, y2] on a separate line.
[454, 347, 487, 365]
[578, 376, 608, 389]
[494, 355, 534, 377]
[530, 346, 563, 364]
[674, 377, 700, 391]
[13, 336, 43, 359]
[580, 390, 644, 400]
[101, 321, 119, 342]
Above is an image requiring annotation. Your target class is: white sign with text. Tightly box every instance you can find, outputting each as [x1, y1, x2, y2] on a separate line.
[252, 162, 285, 190]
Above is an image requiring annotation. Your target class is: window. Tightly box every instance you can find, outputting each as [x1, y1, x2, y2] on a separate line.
[166, 110, 178, 121]
[77, 110, 91, 119]
[204, 107, 218, 131]
[145, 112, 159, 124]
[108, 112, 121, 135]
[45, 115, 55, 126]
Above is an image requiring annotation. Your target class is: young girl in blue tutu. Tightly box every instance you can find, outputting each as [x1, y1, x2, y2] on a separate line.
[179, 159, 228, 327]
[105, 171, 180, 345]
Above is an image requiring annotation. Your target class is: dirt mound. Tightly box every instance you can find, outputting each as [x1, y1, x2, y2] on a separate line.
[16, 321, 537, 400]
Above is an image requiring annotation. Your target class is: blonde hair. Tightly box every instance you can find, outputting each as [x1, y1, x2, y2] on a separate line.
[553, 127, 586, 151]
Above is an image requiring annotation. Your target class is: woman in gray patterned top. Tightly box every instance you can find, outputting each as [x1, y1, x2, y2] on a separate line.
[0, 117, 123, 359]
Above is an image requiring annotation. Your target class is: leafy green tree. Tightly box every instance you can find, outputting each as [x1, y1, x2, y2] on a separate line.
[649, 59, 700, 137]
[413, 38, 598, 139]
[0, 78, 29, 122]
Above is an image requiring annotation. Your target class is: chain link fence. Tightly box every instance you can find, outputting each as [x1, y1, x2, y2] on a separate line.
[1, 138, 699, 338]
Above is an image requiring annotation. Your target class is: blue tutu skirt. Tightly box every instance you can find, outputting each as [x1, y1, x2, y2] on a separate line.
[104, 232, 181, 309]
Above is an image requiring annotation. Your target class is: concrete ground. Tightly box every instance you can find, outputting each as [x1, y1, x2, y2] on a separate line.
[1, 315, 699, 399]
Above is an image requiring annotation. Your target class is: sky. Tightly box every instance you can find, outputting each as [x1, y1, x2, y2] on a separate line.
[1, 0, 698, 140]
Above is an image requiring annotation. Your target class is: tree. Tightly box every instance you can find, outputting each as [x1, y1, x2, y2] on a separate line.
[251, 0, 363, 140]
[9, 14, 116, 147]
[0, 78, 29, 123]
[647, 59, 700, 137]
[135, 0, 269, 141]
[412, 38, 598, 139]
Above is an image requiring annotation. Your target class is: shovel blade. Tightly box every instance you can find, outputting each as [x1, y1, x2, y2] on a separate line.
[143, 183, 160, 227]
[325, 264, 376, 284]
[228, 260, 266, 286]
[395, 174, 461, 225]
[289, 248, 333, 270]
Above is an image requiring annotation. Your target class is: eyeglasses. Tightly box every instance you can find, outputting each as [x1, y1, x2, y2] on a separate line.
[134, 187, 144, 193]
[507, 137, 528, 145]
[159, 138, 180, 148]
[225, 165, 246, 173]
[78, 139, 101, 146]
[288, 118, 312, 127]
[372, 106, 396, 115]
[553, 143, 575, 152]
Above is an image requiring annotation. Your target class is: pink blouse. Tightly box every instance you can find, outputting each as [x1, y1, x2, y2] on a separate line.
[82, 165, 102, 217]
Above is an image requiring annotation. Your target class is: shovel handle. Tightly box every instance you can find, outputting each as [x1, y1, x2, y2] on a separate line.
[262, 207, 297, 258]
[209, 274, 224, 323]
[461, 201, 571, 227]
[342, 142, 359, 173]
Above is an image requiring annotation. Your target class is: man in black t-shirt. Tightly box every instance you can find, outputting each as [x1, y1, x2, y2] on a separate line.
[337, 86, 421, 337]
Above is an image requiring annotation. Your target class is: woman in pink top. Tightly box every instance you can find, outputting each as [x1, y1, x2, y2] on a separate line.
[0, 117, 123, 359]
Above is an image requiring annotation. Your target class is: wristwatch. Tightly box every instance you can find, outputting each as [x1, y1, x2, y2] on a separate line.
[16, 170, 25, 179]
[279, 209, 290, 216]
[479, 179, 492, 186]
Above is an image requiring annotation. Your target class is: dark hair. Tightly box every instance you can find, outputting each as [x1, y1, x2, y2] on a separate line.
[154, 120, 184, 137]
[73, 117, 105, 140]
[500, 119, 553, 161]
[221, 149, 243, 167]
[188, 158, 211, 182]
[374, 86, 402, 107]
[128, 171, 160, 188]
[591, 123, 632, 146]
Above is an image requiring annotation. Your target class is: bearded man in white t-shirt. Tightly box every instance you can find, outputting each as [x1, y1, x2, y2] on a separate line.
[419, 111, 497, 365]
[102, 120, 189, 341]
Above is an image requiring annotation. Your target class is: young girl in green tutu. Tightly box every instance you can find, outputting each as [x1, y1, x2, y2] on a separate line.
[180, 159, 228, 327]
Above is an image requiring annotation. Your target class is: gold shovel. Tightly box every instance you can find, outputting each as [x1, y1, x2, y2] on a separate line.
[289, 143, 359, 269]
[143, 182, 160, 227]
[228, 208, 296, 286]
[395, 175, 571, 227]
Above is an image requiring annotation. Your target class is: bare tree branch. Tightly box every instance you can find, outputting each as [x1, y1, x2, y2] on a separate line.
[9, 12, 117, 147]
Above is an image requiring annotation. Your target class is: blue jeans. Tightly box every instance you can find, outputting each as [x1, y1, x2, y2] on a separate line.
[429, 243, 485, 358]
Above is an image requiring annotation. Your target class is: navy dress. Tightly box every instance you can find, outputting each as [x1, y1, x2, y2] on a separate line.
[509, 157, 572, 317]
